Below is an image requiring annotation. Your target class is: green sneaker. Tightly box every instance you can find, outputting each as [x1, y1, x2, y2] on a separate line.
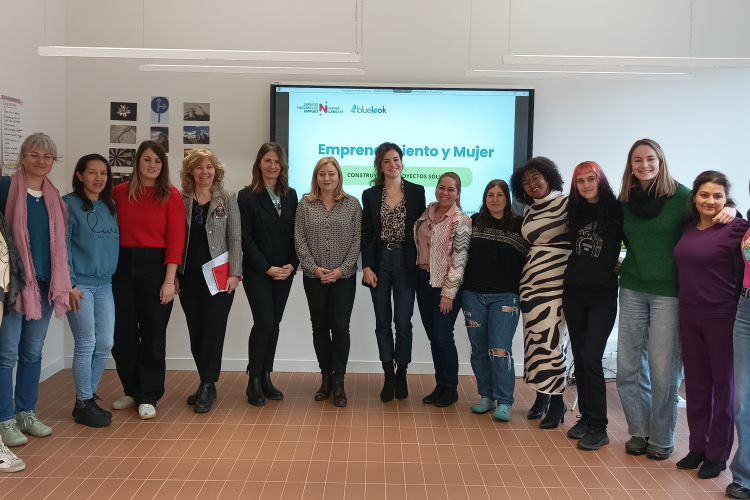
[470, 397, 497, 413]
[0, 419, 27, 447]
[493, 404, 512, 421]
[15, 411, 52, 438]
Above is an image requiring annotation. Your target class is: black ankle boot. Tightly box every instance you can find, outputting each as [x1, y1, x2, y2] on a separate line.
[380, 362, 396, 403]
[261, 372, 283, 400]
[315, 372, 332, 401]
[395, 365, 408, 400]
[186, 381, 202, 405]
[698, 459, 726, 479]
[434, 386, 459, 408]
[527, 391, 551, 419]
[246, 377, 266, 407]
[539, 395, 566, 429]
[422, 384, 445, 404]
[74, 398, 112, 428]
[333, 377, 347, 407]
[195, 382, 216, 414]
[676, 451, 705, 470]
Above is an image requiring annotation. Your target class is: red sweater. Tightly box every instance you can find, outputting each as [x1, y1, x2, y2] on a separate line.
[112, 183, 186, 264]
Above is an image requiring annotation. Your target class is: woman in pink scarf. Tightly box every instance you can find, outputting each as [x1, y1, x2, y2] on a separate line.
[0, 132, 71, 448]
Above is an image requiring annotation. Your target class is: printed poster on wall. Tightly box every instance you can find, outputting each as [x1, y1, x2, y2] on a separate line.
[1, 95, 24, 176]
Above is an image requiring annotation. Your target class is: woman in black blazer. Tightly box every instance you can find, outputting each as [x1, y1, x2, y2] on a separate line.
[361, 142, 426, 402]
[237, 142, 299, 407]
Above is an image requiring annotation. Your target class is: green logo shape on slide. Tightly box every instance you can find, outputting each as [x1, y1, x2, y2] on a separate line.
[341, 166, 474, 187]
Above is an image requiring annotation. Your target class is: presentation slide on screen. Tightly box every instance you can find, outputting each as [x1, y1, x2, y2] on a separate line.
[274, 86, 531, 213]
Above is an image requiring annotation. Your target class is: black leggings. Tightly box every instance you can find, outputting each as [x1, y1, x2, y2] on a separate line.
[562, 294, 617, 432]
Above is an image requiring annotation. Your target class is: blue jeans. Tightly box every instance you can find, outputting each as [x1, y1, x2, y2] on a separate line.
[369, 246, 417, 366]
[616, 287, 682, 453]
[0, 282, 55, 421]
[462, 291, 520, 406]
[416, 269, 462, 388]
[66, 283, 115, 401]
[731, 296, 750, 487]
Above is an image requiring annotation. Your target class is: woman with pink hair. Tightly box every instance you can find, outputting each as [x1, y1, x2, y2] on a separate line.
[562, 161, 623, 450]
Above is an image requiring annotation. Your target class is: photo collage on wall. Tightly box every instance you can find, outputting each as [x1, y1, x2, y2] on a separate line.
[108, 98, 211, 183]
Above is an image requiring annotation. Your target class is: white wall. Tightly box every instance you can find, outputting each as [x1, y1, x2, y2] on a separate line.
[50, 0, 750, 379]
[0, 0, 68, 382]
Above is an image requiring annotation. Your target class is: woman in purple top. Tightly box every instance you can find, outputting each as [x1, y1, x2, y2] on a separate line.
[673, 171, 748, 480]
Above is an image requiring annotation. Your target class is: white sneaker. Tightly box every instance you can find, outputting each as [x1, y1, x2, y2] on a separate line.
[0, 440, 25, 472]
[138, 404, 156, 420]
[15, 411, 52, 438]
[112, 396, 136, 410]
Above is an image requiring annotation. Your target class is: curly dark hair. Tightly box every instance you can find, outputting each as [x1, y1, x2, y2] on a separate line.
[510, 156, 564, 205]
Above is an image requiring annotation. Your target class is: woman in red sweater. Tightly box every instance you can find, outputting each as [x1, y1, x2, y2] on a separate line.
[110, 141, 185, 420]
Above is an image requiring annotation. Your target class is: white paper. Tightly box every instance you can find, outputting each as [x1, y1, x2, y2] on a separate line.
[202, 251, 229, 295]
[1, 96, 23, 175]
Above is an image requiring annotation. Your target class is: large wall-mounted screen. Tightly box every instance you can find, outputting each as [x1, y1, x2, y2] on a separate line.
[271, 84, 534, 212]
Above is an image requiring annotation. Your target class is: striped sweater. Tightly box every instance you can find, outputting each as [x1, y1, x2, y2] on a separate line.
[414, 202, 472, 299]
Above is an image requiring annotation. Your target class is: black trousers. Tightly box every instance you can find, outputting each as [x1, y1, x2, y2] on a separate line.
[112, 247, 174, 407]
[178, 265, 235, 383]
[562, 293, 617, 432]
[303, 275, 356, 377]
[415, 269, 462, 388]
[245, 271, 294, 377]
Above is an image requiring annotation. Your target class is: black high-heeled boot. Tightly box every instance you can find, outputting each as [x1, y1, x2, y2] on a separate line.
[539, 395, 567, 429]
[395, 365, 409, 400]
[261, 372, 283, 400]
[527, 391, 551, 420]
[381, 362, 396, 403]
[246, 377, 266, 407]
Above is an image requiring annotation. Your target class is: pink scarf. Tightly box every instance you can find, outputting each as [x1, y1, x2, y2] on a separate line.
[5, 170, 71, 319]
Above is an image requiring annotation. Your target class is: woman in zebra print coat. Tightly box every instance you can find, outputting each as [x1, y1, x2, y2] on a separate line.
[510, 157, 572, 429]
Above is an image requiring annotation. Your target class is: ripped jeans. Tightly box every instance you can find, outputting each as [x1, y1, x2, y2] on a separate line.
[462, 291, 520, 406]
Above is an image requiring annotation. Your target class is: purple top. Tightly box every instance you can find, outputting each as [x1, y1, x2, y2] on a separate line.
[674, 218, 749, 314]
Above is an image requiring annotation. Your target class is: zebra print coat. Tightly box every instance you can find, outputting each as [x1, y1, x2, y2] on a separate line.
[519, 192, 572, 394]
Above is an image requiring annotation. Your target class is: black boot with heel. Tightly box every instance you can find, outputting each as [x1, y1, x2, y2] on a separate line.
[380, 362, 396, 402]
[539, 395, 567, 429]
[527, 391, 551, 420]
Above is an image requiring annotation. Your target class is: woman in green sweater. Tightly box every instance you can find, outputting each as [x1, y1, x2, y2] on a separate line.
[616, 138, 736, 460]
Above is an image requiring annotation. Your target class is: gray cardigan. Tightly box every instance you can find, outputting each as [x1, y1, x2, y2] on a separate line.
[178, 188, 242, 277]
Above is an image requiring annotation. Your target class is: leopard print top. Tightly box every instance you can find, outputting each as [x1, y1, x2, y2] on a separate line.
[380, 181, 406, 243]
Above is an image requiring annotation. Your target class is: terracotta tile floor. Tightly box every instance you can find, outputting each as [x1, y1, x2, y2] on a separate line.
[0, 370, 737, 500]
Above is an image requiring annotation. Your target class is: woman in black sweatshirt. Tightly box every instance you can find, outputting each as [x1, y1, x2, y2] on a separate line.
[563, 161, 623, 451]
[461, 180, 529, 421]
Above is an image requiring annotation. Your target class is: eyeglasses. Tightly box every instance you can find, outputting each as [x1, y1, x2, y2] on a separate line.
[194, 205, 204, 224]
[522, 174, 542, 188]
[25, 153, 55, 162]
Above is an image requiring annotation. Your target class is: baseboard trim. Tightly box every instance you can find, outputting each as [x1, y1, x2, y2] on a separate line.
[62, 351, 619, 379]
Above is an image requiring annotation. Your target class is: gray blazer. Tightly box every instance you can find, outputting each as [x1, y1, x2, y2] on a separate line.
[178, 188, 242, 277]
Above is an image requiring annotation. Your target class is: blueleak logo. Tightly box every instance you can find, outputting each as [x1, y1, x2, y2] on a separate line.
[350, 105, 387, 114]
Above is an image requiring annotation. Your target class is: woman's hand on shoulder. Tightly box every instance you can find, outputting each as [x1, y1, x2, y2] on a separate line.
[713, 206, 737, 225]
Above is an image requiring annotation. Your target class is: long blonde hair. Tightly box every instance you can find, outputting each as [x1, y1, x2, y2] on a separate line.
[181, 149, 225, 193]
[304, 157, 347, 203]
[619, 138, 678, 201]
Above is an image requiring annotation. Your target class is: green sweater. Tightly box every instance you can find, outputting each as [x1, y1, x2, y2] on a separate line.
[619, 184, 690, 297]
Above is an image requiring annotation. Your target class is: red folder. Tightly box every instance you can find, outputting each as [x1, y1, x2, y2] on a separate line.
[211, 262, 241, 290]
